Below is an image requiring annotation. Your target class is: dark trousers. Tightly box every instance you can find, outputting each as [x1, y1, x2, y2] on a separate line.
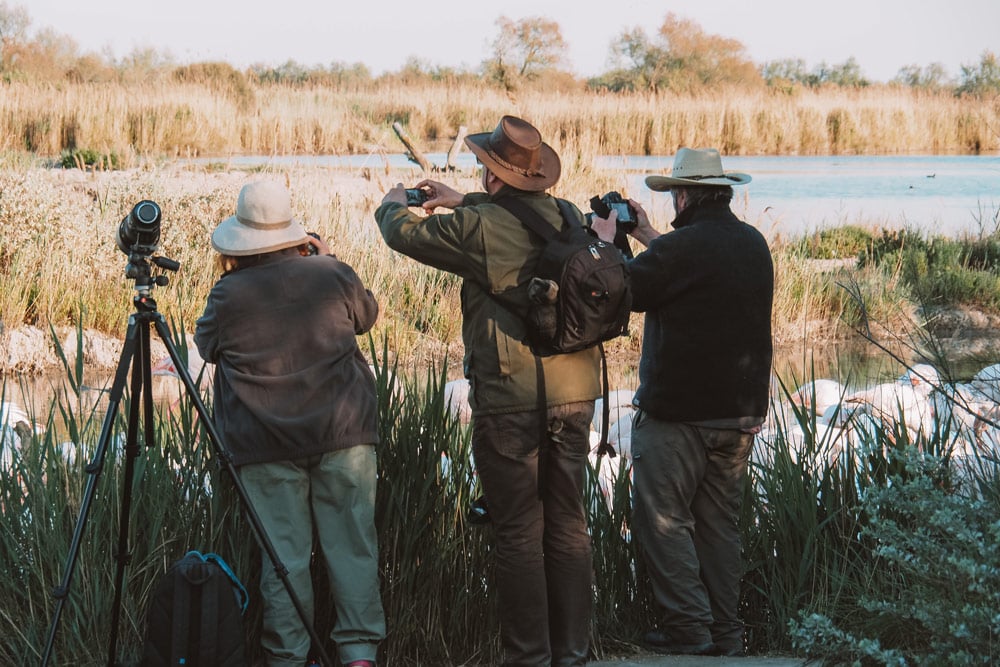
[472, 401, 595, 667]
[630, 413, 751, 654]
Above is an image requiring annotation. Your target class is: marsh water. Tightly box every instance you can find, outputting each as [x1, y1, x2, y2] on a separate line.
[195, 153, 1000, 238]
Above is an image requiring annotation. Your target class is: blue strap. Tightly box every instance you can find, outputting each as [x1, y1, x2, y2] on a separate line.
[202, 552, 250, 615]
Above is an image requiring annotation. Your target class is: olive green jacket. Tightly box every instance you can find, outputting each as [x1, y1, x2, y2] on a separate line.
[375, 186, 601, 417]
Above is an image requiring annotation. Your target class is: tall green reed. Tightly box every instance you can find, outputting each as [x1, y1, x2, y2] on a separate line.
[4, 320, 999, 664]
[1, 326, 253, 665]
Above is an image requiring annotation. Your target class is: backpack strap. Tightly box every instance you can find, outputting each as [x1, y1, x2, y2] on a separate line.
[205, 552, 250, 614]
[595, 343, 615, 459]
[494, 196, 581, 240]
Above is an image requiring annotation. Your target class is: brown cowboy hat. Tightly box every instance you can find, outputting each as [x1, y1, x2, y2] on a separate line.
[464, 115, 561, 191]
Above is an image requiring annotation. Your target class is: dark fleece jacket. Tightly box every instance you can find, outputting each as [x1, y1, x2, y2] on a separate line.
[629, 202, 774, 422]
[194, 248, 380, 466]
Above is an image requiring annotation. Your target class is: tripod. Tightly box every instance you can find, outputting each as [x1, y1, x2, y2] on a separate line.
[42, 250, 333, 666]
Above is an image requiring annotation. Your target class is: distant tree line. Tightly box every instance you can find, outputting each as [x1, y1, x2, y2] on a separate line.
[2, 2, 999, 98]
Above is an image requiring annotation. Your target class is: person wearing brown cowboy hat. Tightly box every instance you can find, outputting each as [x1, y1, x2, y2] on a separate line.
[195, 180, 386, 667]
[375, 115, 601, 666]
[591, 147, 773, 657]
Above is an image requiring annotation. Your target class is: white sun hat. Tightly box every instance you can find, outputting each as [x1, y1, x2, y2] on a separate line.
[645, 147, 752, 191]
[211, 180, 309, 256]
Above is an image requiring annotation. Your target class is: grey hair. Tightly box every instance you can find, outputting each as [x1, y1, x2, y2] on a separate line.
[674, 185, 734, 207]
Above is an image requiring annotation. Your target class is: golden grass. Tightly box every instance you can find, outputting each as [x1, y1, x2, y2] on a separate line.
[1, 81, 997, 161]
[1, 79, 990, 380]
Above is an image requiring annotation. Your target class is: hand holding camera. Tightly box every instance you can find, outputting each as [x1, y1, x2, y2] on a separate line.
[302, 231, 324, 256]
[586, 191, 639, 258]
[405, 188, 429, 207]
[587, 191, 638, 232]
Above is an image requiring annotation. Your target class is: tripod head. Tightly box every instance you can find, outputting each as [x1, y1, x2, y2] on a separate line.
[125, 253, 180, 310]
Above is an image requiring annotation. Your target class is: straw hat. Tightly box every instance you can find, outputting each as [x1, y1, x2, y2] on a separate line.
[645, 147, 752, 191]
[464, 115, 561, 191]
[211, 180, 309, 256]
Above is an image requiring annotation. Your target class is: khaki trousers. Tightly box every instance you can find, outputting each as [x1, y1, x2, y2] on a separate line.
[239, 446, 386, 666]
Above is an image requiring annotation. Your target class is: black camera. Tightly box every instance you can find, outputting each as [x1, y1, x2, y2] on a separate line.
[588, 191, 637, 232]
[405, 188, 429, 207]
[467, 495, 491, 525]
[116, 200, 162, 256]
[305, 231, 321, 256]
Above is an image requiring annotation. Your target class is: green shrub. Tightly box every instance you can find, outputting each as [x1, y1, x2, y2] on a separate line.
[790, 225, 873, 260]
[59, 147, 121, 170]
[789, 450, 1000, 665]
[858, 228, 929, 269]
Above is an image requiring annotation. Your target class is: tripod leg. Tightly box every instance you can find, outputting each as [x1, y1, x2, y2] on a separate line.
[152, 314, 334, 667]
[42, 317, 140, 667]
[105, 319, 153, 664]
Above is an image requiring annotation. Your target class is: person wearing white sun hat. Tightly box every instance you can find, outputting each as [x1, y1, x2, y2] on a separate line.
[195, 179, 385, 667]
[590, 147, 773, 658]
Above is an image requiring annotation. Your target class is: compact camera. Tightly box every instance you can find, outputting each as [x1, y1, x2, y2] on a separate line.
[405, 188, 429, 207]
[587, 191, 637, 232]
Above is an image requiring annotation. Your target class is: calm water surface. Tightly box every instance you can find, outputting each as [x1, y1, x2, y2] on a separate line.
[195, 153, 1000, 238]
[608, 154, 1000, 238]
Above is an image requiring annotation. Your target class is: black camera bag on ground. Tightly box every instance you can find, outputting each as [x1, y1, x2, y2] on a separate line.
[140, 550, 249, 667]
[494, 197, 632, 458]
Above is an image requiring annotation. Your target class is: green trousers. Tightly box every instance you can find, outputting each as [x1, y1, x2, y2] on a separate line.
[239, 446, 386, 666]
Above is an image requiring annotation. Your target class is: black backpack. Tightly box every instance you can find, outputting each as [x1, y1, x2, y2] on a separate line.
[494, 197, 632, 458]
[140, 550, 249, 667]
[495, 197, 632, 356]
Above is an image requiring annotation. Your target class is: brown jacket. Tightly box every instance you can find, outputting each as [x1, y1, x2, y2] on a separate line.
[194, 248, 380, 466]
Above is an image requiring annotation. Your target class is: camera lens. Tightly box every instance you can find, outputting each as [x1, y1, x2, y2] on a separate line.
[116, 200, 162, 255]
[132, 201, 160, 227]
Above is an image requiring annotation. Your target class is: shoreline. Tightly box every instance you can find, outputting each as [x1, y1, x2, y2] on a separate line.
[5, 308, 1000, 380]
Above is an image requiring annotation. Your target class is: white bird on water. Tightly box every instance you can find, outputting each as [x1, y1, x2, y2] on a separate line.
[788, 379, 846, 417]
[1, 400, 46, 469]
[1, 400, 34, 431]
[592, 388, 635, 436]
[151, 345, 212, 386]
[843, 364, 939, 443]
[443, 378, 472, 424]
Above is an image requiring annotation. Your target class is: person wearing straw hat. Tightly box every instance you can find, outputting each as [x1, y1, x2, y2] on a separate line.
[195, 179, 386, 667]
[375, 115, 601, 666]
[591, 147, 773, 657]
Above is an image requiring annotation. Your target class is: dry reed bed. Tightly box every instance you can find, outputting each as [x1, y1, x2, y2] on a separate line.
[0, 162, 922, 383]
[2, 82, 997, 160]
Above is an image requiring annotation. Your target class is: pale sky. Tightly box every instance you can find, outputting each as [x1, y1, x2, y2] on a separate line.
[22, 0, 1000, 83]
